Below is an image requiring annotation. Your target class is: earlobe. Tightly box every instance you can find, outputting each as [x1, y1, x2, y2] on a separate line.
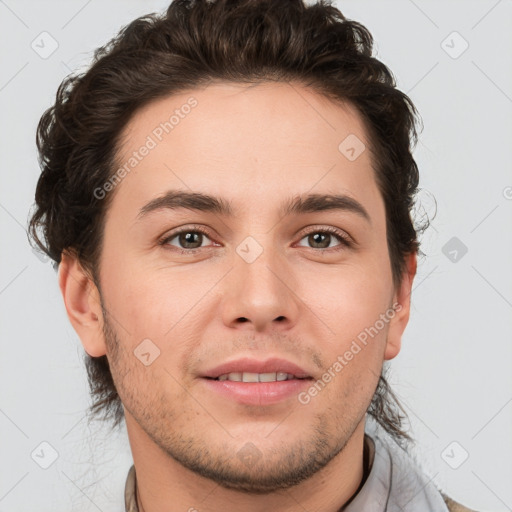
[384, 252, 417, 360]
[58, 251, 106, 357]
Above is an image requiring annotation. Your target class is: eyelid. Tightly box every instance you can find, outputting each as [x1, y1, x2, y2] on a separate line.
[158, 224, 354, 252]
[158, 224, 217, 248]
[296, 225, 353, 248]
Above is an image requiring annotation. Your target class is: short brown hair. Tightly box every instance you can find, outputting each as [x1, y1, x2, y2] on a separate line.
[29, 0, 427, 445]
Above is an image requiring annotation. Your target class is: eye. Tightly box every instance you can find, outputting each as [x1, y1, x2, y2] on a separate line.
[296, 227, 352, 251]
[158, 225, 352, 254]
[159, 226, 216, 252]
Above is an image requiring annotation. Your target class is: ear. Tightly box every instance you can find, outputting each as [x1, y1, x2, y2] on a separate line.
[384, 252, 417, 360]
[58, 251, 107, 357]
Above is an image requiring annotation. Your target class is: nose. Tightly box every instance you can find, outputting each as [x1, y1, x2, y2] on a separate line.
[220, 242, 300, 333]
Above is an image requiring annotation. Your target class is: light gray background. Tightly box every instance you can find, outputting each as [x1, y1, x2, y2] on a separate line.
[1, 1, 511, 511]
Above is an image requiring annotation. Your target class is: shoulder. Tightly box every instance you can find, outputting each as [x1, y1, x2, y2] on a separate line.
[441, 492, 479, 512]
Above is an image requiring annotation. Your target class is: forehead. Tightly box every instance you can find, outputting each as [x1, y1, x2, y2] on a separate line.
[110, 81, 384, 225]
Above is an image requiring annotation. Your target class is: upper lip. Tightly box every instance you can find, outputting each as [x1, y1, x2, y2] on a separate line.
[201, 357, 313, 379]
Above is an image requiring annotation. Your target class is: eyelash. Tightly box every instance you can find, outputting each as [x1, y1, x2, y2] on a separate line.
[296, 226, 353, 251]
[158, 225, 352, 254]
[158, 225, 218, 255]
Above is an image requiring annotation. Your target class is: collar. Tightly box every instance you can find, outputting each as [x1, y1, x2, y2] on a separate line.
[342, 420, 449, 511]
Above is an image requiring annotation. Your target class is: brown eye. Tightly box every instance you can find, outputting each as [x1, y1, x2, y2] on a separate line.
[176, 231, 206, 249]
[161, 228, 214, 251]
[307, 232, 332, 249]
[297, 228, 351, 250]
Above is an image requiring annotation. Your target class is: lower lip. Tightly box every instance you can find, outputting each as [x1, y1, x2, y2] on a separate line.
[200, 378, 312, 406]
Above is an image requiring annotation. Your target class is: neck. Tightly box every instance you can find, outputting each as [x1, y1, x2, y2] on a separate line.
[127, 415, 370, 512]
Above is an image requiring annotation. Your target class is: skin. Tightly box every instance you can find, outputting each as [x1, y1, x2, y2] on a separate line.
[59, 81, 416, 512]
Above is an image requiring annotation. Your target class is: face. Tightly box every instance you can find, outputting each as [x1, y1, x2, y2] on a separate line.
[66, 81, 415, 493]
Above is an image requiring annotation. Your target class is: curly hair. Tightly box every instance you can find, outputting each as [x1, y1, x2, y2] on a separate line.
[28, 0, 426, 446]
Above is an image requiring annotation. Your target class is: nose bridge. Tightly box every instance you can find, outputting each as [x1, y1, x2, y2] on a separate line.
[221, 234, 299, 331]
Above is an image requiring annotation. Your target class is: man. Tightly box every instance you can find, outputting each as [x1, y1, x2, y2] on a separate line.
[29, 0, 477, 510]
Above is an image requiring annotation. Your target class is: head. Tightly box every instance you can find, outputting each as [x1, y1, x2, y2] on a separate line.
[29, 0, 425, 493]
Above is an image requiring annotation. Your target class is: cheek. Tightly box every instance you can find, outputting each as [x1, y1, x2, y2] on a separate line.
[299, 262, 393, 342]
[100, 255, 219, 344]
[297, 264, 393, 399]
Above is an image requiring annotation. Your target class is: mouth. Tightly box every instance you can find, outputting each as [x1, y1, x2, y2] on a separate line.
[206, 372, 312, 383]
[200, 357, 314, 380]
[199, 358, 315, 405]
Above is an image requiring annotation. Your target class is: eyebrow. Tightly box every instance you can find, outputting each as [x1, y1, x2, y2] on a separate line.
[137, 190, 371, 224]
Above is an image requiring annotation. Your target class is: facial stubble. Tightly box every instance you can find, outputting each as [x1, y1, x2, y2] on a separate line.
[100, 300, 367, 495]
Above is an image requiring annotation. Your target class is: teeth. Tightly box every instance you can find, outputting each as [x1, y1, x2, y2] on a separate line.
[242, 372, 259, 383]
[258, 372, 277, 382]
[216, 372, 299, 382]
